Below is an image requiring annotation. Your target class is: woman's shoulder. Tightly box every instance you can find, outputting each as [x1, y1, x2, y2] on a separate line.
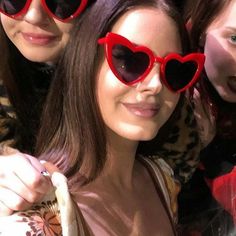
[140, 154, 177, 184]
[143, 155, 181, 197]
[139, 155, 181, 224]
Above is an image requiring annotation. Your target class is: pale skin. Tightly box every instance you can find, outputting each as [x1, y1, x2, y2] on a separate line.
[0, 0, 74, 215]
[73, 7, 181, 235]
[193, 0, 236, 147]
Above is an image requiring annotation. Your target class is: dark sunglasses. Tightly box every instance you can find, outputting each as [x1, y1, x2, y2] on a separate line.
[98, 33, 205, 93]
[0, 0, 88, 22]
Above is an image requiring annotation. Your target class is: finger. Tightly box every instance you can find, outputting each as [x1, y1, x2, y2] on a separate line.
[25, 154, 48, 173]
[0, 200, 14, 217]
[0, 171, 45, 204]
[11, 154, 52, 194]
[40, 160, 61, 175]
[0, 187, 33, 212]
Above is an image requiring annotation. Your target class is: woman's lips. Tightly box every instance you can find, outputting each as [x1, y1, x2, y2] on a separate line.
[123, 103, 160, 118]
[227, 76, 236, 93]
[21, 32, 58, 46]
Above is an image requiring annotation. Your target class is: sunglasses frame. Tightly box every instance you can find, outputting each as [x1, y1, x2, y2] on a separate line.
[0, 0, 88, 22]
[98, 32, 205, 93]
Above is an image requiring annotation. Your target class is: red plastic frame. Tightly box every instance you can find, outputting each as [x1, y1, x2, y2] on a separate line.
[0, 0, 88, 22]
[98, 32, 205, 93]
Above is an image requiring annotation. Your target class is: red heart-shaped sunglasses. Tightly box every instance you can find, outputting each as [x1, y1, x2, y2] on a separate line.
[0, 0, 87, 22]
[98, 33, 205, 93]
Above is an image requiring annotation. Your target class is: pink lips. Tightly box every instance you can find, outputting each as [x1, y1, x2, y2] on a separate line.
[22, 32, 58, 46]
[123, 103, 160, 118]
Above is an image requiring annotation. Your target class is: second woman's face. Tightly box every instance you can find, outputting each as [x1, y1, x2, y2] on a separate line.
[0, 0, 74, 63]
[204, 0, 236, 103]
[97, 8, 181, 142]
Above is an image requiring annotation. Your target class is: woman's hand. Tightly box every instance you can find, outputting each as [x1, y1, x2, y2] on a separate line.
[0, 147, 52, 216]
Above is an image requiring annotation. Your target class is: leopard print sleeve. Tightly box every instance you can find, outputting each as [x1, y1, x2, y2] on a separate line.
[0, 80, 19, 150]
[158, 96, 201, 184]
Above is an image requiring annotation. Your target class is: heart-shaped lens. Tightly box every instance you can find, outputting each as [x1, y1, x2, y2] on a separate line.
[112, 44, 150, 84]
[0, 0, 27, 15]
[164, 59, 197, 91]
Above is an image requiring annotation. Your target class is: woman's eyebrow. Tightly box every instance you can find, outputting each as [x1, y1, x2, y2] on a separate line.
[224, 26, 236, 32]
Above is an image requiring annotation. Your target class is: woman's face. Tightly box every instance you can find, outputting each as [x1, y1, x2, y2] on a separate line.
[97, 8, 181, 142]
[204, 0, 236, 103]
[0, 0, 75, 63]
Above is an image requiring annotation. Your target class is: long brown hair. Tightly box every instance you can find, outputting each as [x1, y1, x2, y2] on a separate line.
[36, 0, 189, 186]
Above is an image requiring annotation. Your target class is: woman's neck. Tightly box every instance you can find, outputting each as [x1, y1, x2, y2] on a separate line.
[97, 131, 139, 190]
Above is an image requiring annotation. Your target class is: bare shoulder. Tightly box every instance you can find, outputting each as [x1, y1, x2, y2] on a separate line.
[0, 199, 62, 236]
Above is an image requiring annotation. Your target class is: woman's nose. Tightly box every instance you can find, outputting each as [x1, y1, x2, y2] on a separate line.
[23, 0, 51, 25]
[136, 64, 163, 95]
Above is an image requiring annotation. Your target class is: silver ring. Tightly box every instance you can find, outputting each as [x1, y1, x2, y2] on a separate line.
[41, 170, 50, 177]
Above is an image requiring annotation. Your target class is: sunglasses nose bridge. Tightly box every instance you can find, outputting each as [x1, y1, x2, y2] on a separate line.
[154, 56, 163, 65]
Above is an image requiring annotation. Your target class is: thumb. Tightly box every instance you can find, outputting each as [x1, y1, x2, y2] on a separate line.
[40, 160, 61, 175]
